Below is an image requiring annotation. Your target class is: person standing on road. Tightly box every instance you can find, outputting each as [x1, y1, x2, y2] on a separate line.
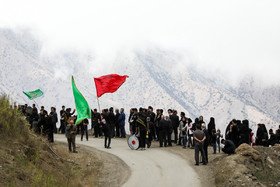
[102, 110, 112, 149]
[187, 118, 193, 148]
[59, 106, 66, 134]
[202, 123, 209, 163]
[91, 109, 101, 137]
[193, 124, 207, 166]
[178, 117, 187, 148]
[170, 110, 179, 144]
[50, 107, 58, 134]
[66, 119, 77, 153]
[115, 109, 120, 138]
[135, 108, 148, 150]
[107, 107, 115, 138]
[166, 116, 173, 147]
[118, 108, 126, 138]
[81, 118, 89, 141]
[207, 117, 216, 145]
[216, 129, 222, 153]
[158, 115, 168, 147]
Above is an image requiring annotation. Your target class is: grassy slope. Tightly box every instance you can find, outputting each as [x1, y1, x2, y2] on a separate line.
[0, 96, 100, 187]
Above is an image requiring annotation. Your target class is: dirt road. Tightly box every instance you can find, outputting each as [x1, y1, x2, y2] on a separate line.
[55, 135, 201, 187]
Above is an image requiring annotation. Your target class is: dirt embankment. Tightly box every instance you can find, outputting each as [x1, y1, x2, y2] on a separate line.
[160, 143, 280, 187]
[213, 144, 280, 187]
[0, 96, 129, 187]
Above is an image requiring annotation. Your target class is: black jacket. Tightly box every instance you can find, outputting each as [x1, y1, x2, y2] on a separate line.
[170, 114, 179, 128]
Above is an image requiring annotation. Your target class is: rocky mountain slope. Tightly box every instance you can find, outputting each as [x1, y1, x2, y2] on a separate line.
[0, 29, 279, 134]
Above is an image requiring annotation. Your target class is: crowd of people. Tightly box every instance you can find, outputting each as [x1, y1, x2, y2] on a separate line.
[19, 104, 280, 165]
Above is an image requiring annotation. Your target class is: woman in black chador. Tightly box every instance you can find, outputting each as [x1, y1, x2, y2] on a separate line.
[207, 117, 216, 145]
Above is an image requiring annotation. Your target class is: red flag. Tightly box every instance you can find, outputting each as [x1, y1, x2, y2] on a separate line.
[94, 74, 128, 97]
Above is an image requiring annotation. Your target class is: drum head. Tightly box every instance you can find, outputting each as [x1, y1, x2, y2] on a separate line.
[127, 135, 139, 150]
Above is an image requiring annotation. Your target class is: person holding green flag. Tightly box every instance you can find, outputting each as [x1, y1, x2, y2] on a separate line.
[71, 76, 91, 125]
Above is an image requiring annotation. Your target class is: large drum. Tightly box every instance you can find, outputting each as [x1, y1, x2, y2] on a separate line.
[127, 135, 139, 150]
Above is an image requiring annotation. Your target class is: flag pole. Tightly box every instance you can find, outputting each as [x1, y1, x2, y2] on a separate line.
[97, 97, 101, 113]
[33, 100, 39, 108]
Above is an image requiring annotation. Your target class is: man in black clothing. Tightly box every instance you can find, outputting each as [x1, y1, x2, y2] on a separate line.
[46, 114, 54, 142]
[170, 110, 179, 144]
[107, 107, 115, 138]
[130, 108, 138, 135]
[158, 116, 168, 147]
[38, 109, 47, 135]
[102, 109, 111, 149]
[41, 106, 48, 115]
[136, 109, 148, 150]
[32, 104, 38, 114]
[115, 109, 120, 138]
[155, 109, 163, 141]
[148, 106, 156, 140]
[50, 107, 58, 134]
[221, 139, 236, 154]
[30, 108, 39, 133]
[81, 118, 89, 141]
[202, 123, 209, 163]
[166, 116, 173, 146]
[267, 129, 278, 146]
[91, 109, 101, 137]
[59, 106, 66, 134]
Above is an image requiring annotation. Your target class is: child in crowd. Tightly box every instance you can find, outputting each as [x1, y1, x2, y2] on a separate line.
[216, 129, 222, 153]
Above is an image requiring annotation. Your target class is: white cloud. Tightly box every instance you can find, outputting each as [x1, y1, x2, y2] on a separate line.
[1, 0, 280, 84]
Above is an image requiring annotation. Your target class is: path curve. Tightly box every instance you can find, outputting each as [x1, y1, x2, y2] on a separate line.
[55, 135, 201, 187]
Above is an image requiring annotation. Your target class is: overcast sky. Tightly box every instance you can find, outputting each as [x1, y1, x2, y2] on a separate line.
[1, 0, 280, 84]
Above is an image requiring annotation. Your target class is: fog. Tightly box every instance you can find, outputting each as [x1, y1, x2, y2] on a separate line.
[1, 0, 280, 85]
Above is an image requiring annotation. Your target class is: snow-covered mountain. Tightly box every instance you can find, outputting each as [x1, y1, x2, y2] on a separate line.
[0, 29, 279, 134]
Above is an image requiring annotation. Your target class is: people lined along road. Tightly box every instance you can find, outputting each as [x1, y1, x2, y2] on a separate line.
[18, 104, 280, 164]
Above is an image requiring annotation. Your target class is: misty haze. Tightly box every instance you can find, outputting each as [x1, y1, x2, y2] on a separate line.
[0, 1, 280, 187]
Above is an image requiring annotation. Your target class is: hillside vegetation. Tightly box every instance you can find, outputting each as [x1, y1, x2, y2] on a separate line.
[0, 96, 101, 186]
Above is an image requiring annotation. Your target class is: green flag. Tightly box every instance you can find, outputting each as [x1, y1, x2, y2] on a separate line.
[23, 89, 44, 100]
[72, 76, 91, 125]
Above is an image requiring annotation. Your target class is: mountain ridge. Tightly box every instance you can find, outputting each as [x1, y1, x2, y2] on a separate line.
[0, 28, 279, 134]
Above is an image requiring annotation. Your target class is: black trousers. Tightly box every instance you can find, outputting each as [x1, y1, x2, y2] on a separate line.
[159, 130, 167, 147]
[104, 130, 111, 148]
[222, 148, 235, 154]
[48, 129, 54, 142]
[93, 123, 100, 137]
[139, 130, 146, 148]
[59, 120, 65, 134]
[203, 143, 209, 163]
[178, 137, 182, 145]
[115, 123, 120, 137]
[155, 126, 159, 140]
[76, 124, 81, 134]
[150, 126, 156, 140]
[195, 144, 206, 165]
[81, 125, 88, 140]
[168, 132, 172, 146]
[105, 136, 111, 148]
